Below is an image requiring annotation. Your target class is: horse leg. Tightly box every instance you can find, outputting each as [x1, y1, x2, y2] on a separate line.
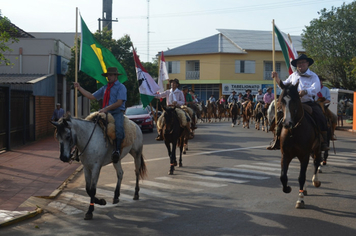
[179, 135, 185, 167]
[129, 147, 146, 200]
[280, 155, 292, 194]
[295, 155, 310, 209]
[113, 160, 124, 204]
[312, 152, 322, 188]
[169, 141, 177, 175]
[84, 167, 106, 220]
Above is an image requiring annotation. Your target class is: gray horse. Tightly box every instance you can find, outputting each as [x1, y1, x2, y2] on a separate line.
[51, 113, 147, 220]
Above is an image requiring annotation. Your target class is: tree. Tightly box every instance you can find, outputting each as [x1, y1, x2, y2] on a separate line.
[0, 16, 19, 66]
[302, 2, 356, 90]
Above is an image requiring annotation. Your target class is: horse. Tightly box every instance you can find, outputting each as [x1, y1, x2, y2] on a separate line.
[51, 113, 147, 220]
[316, 97, 337, 169]
[216, 101, 228, 121]
[277, 81, 322, 209]
[254, 102, 264, 131]
[162, 107, 190, 175]
[229, 100, 240, 127]
[206, 100, 217, 122]
[242, 101, 253, 128]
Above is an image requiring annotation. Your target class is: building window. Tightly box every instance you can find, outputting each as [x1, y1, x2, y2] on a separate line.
[167, 61, 180, 74]
[264, 62, 281, 80]
[235, 60, 255, 74]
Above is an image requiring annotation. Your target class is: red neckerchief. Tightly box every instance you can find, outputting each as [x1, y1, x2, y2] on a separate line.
[317, 84, 324, 98]
[103, 82, 115, 108]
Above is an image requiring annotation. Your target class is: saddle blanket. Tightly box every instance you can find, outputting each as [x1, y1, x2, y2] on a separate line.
[85, 112, 136, 148]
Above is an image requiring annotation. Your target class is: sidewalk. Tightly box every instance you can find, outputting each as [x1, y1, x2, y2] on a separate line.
[0, 136, 82, 227]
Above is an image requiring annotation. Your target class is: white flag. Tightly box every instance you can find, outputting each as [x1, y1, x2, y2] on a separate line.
[158, 51, 169, 92]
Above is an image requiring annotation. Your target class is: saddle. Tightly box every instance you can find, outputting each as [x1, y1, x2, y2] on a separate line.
[85, 112, 136, 148]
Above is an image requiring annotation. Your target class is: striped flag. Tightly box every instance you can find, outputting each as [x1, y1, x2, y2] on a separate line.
[132, 48, 160, 108]
[79, 15, 127, 86]
[274, 24, 298, 75]
[158, 51, 169, 92]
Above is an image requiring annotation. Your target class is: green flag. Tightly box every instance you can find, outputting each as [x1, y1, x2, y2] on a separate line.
[79, 15, 127, 85]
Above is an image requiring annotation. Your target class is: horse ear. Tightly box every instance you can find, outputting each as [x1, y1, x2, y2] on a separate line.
[278, 79, 285, 89]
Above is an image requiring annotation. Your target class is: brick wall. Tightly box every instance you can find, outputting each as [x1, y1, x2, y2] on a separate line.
[35, 96, 55, 140]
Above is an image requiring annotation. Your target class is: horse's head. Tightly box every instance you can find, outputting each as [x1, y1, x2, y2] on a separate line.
[163, 107, 177, 134]
[278, 81, 303, 129]
[50, 115, 77, 163]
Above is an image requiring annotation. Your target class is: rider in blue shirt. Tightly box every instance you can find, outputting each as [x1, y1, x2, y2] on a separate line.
[74, 67, 127, 163]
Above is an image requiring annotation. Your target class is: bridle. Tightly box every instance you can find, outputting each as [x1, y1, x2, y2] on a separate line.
[67, 115, 100, 162]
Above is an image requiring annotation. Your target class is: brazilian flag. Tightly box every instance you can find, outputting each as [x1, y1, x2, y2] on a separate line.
[79, 15, 127, 86]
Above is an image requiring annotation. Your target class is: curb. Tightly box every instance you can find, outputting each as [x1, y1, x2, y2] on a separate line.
[0, 164, 83, 228]
[0, 208, 42, 228]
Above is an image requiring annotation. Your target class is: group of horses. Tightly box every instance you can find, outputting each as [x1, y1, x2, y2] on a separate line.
[51, 83, 337, 219]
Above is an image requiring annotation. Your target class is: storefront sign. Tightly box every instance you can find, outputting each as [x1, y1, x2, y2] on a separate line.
[222, 84, 261, 95]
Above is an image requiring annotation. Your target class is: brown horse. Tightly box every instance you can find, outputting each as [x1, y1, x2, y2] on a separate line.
[229, 100, 240, 126]
[206, 100, 217, 122]
[216, 102, 228, 121]
[277, 80, 322, 209]
[242, 101, 253, 128]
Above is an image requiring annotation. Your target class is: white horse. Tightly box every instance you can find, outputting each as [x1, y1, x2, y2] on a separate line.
[51, 113, 147, 220]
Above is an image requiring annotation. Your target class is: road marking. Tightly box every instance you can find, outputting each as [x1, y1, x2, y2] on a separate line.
[184, 173, 248, 184]
[231, 166, 280, 176]
[121, 145, 268, 165]
[199, 170, 270, 180]
[130, 180, 203, 192]
[156, 176, 227, 188]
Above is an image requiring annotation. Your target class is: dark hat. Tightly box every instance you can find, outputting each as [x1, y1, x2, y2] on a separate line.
[318, 76, 326, 81]
[291, 54, 314, 67]
[245, 89, 252, 93]
[101, 67, 122, 77]
[182, 86, 188, 90]
[169, 78, 180, 85]
[258, 89, 262, 92]
[267, 87, 273, 91]
[232, 90, 236, 93]
[238, 93, 242, 96]
[210, 94, 214, 97]
[56, 103, 61, 106]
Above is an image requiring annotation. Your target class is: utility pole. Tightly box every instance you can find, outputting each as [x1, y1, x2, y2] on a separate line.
[98, 0, 118, 34]
[147, 0, 150, 62]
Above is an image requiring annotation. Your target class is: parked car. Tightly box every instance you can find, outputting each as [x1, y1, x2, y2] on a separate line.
[125, 105, 155, 132]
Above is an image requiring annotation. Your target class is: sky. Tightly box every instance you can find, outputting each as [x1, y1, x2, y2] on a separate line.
[1, 0, 353, 62]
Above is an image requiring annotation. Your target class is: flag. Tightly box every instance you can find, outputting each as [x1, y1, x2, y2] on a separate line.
[132, 48, 160, 108]
[274, 24, 298, 75]
[158, 51, 169, 92]
[79, 15, 127, 86]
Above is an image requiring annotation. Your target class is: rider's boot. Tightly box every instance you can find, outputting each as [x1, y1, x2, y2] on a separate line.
[112, 139, 122, 163]
[155, 129, 164, 141]
[321, 131, 330, 151]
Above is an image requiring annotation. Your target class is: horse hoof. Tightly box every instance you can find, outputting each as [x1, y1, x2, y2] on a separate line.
[295, 201, 305, 209]
[168, 170, 174, 175]
[84, 213, 93, 220]
[303, 190, 308, 196]
[179, 163, 182, 167]
[283, 186, 292, 193]
[133, 195, 139, 200]
[183, 151, 186, 154]
[313, 181, 321, 188]
[318, 168, 322, 174]
[99, 199, 106, 205]
[113, 198, 119, 204]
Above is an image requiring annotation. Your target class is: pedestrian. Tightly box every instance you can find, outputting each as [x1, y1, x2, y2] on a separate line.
[268, 54, 329, 151]
[51, 103, 65, 121]
[73, 67, 127, 163]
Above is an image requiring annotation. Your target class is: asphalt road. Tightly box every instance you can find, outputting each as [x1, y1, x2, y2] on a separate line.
[2, 120, 356, 236]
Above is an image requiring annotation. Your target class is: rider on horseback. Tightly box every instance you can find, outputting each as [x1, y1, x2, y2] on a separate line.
[227, 90, 239, 109]
[155, 78, 191, 141]
[74, 67, 127, 163]
[262, 87, 274, 115]
[267, 54, 329, 151]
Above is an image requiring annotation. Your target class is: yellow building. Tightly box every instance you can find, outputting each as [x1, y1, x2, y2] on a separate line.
[160, 29, 304, 102]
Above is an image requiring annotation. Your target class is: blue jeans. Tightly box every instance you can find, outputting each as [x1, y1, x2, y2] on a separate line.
[109, 110, 125, 147]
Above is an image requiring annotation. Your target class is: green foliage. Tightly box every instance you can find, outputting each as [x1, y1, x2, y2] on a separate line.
[302, 2, 356, 90]
[0, 16, 19, 66]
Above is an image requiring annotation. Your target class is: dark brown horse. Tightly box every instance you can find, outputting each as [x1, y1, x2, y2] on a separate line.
[229, 100, 240, 127]
[216, 101, 228, 121]
[206, 100, 217, 122]
[277, 80, 322, 209]
[242, 101, 253, 128]
[162, 107, 189, 175]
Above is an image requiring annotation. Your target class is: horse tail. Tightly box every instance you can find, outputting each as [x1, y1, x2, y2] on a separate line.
[139, 154, 148, 179]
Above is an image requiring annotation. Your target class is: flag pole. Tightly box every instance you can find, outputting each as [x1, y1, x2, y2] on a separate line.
[74, 7, 78, 118]
[272, 19, 278, 126]
[155, 53, 162, 124]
